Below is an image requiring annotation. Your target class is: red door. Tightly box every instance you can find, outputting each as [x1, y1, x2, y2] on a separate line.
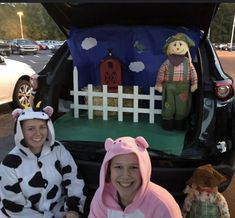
[100, 52, 122, 92]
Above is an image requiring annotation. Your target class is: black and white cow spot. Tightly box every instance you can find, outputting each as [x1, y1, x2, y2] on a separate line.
[2, 199, 24, 213]
[61, 165, 72, 175]
[77, 170, 83, 180]
[55, 160, 62, 175]
[37, 161, 43, 168]
[2, 154, 22, 168]
[1, 207, 10, 217]
[28, 171, 48, 188]
[66, 196, 80, 212]
[19, 149, 28, 156]
[49, 201, 57, 210]
[51, 142, 60, 151]
[60, 205, 65, 212]
[47, 185, 59, 200]
[28, 193, 41, 205]
[62, 179, 71, 188]
[5, 179, 22, 194]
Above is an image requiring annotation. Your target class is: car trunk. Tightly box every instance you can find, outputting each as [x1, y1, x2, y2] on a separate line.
[40, 2, 221, 156]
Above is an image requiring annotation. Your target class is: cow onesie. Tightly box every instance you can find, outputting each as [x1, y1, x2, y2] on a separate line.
[0, 106, 86, 217]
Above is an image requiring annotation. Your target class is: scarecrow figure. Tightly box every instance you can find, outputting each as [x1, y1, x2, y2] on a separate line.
[155, 33, 198, 130]
[182, 164, 230, 218]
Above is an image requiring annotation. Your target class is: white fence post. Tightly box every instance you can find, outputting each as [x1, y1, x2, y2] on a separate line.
[103, 85, 108, 120]
[88, 84, 93, 119]
[118, 86, 123, 122]
[71, 66, 79, 118]
[133, 86, 139, 123]
[71, 83, 162, 124]
[149, 87, 155, 124]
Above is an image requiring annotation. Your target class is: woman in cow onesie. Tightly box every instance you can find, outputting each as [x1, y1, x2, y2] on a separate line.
[88, 136, 182, 218]
[0, 105, 86, 218]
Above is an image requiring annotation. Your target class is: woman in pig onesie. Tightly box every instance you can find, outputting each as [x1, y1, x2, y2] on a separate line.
[88, 136, 182, 218]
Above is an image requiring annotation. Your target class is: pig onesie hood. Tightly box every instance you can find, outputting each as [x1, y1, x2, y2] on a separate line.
[88, 136, 182, 218]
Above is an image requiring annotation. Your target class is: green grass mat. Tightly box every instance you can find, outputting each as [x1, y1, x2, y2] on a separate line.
[54, 111, 185, 156]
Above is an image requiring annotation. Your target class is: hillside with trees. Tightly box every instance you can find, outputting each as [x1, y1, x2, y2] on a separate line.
[0, 3, 234, 43]
[210, 3, 235, 43]
[0, 3, 64, 40]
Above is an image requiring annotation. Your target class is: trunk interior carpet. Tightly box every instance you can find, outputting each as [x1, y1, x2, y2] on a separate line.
[54, 111, 185, 156]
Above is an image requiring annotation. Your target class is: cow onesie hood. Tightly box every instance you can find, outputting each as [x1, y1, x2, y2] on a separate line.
[0, 106, 86, 218]
[14, 107, 55, 158]
[89, 136, 182, 218]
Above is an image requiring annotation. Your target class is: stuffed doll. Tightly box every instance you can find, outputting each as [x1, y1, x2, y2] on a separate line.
[155, 33, 198, 130]
[182, 164, 230, 218]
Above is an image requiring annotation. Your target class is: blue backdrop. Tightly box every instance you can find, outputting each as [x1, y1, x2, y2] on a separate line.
[67, 25, 201, 92]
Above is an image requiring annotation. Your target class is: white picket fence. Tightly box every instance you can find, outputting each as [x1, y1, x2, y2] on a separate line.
[70, 67, 162, 123]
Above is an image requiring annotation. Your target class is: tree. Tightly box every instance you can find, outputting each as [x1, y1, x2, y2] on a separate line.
[210, 3, 235, 43]
[0, 3, 234, 43]
[0, 3, 65, 40]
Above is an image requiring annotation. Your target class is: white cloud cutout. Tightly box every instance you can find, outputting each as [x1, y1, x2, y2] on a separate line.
[81, 37, 97, 50]
[129, 61, 145, 72]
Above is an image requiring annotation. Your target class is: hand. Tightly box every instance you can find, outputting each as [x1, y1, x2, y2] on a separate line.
[155, 84, 163, 93]
[30, 74, 39, 90]
[62, 210, 79, 218]
[190, 84, 198, 92]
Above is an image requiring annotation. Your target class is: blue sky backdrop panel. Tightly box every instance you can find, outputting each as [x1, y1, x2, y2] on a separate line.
[67, 25, 200, 92]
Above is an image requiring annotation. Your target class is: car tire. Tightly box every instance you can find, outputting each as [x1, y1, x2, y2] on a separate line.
[11, 79, 31, 108]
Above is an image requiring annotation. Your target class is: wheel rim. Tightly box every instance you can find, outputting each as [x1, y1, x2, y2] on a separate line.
[18, 84, 31, 107]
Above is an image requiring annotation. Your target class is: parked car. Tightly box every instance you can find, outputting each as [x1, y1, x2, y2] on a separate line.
[34, 2, 235, 216]
[36, 40, 49, 50]
[51, 40, 64, 53]
[0, 55, 35, 108]
[0, 39, 11, 56]
[217, 43, 227, 50]
[9, 38, 39, 55]
[42, 40, 55, 50]
[226, 43, 235, 51]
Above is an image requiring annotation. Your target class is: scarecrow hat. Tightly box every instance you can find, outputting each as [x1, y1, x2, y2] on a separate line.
[186, 164, 227, 188]
[163, 33, 195, 54]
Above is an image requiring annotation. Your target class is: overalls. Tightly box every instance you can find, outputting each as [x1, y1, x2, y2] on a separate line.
[186, 201, 220, 218]
[162, 60, 192, 121]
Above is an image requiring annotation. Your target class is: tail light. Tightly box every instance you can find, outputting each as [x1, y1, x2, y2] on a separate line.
[215, 79, 234, 101]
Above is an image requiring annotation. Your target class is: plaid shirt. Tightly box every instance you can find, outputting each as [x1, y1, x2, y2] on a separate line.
[156, 58, 198, 85]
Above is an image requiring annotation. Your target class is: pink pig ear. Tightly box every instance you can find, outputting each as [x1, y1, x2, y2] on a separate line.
[135, 136, 149, 149]
[105, 138, 114, 151]
[12, 108, 23, 119]
[43, 106, 54, 117]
